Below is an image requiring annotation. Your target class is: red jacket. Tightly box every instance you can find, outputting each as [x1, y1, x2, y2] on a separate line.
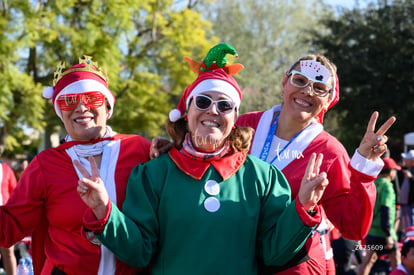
[0, 134, 151, 275]
[237, 110, 377, 274]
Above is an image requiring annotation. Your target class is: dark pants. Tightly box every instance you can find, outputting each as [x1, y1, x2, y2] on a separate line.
[331, 237, 361, 275]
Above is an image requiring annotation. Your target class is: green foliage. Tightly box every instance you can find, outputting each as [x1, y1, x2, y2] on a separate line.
[0, 0, 214, 157]
[198, 0, 332, 114]
[0, 2, 45, 157]
[310, 0, 414, 155]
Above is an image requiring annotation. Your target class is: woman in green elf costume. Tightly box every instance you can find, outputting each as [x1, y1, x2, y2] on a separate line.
[74, 43, 329, 274]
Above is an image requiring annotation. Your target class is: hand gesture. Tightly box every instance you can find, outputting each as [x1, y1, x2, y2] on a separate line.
[357, 112, 396, 160]
[403, 169, 412, 179]
[74, 156, 109, 219]
[385, 236, 394, 250]
[149, 137, 173, 159]
[298, 153, 329, 211]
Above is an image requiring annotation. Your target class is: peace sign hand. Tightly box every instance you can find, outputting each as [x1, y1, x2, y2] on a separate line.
[357, 112, 396, 161]
[298, 153, 329, 211]
[74, 156, 109, 220]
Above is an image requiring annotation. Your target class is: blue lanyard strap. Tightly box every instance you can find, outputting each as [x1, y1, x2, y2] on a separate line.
[259, 113, 279, 161]
[259, 113, 310, 164]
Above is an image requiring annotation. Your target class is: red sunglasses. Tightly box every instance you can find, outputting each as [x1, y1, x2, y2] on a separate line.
[57, 92, 105, 111]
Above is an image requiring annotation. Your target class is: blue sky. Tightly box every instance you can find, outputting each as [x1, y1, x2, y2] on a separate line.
[325, 0, 369, 9]
[325, 0, 354, 7]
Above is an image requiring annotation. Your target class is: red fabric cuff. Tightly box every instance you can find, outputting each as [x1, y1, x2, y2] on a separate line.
[83, 201, 112, 234]
[295, 199, 322, 227]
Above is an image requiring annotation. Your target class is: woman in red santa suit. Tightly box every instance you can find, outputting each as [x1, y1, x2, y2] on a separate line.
[236, 54, 396, 274]
[0, 56, 151, 275]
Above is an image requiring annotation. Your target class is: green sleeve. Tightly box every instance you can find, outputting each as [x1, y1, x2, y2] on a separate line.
[257, 165, 315, 266]
[381, 181, 395, 208]
[96, 162, 159, 268]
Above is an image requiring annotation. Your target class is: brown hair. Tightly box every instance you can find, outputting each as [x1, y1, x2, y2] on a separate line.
[165, 118, 254, 154]
[402, 240, 414, 257]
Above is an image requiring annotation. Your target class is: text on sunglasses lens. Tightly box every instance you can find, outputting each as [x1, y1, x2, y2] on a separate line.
[289, 70, 331, 97]
[57, 92, 105, 111]
[194, 95, 235, 114]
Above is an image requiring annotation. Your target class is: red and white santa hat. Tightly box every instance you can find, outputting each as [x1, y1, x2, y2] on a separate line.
[169, 43, 243, 122]
[403, 226, 414, 242]
[169, 68, 241, 122]
[42, 56, 115, 120]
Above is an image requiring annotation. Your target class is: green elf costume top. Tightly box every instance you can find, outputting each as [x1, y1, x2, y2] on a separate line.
[83, 43, 322, 275]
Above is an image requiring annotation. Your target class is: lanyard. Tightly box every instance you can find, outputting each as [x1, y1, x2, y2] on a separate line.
[259, 114, 279, 161]
[259, 113, 309, 164]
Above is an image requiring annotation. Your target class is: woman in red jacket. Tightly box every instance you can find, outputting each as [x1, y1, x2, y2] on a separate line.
[0, 56, 151, 275]
[236, 54, 396, 274]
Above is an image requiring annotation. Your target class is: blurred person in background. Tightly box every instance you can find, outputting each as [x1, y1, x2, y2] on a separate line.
[399, 150, 414, 234]
[0, 148, 17, 275]
[389, 239, 414, 275]
[358, 157, 402, 275]
[13, 159, 28, 181]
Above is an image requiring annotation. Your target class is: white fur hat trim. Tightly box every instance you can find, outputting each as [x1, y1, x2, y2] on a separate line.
[185, 79, 240, 109]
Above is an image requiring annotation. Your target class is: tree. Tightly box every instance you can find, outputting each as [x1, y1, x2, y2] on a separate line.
[0, 0, 215, 157]
[310, 0, 414, 155]
[0, 3, 45, 159]
[198, 0, 332, 114]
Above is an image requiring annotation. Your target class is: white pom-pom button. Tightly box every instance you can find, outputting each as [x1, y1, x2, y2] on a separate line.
[169, 109, 182, 122]
[42, 87, 54, 99]
[204, 197, 220, 212]
[204, 180, 220, 196]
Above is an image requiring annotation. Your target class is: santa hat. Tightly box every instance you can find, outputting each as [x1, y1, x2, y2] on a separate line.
[169, 43, 244, 122]
[42, 55, 115, 120]
[402, 226, 414, 243]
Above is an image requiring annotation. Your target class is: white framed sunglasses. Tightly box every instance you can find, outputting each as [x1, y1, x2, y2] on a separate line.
[288, 70, 332, 97]
[193, 94, 236, 114]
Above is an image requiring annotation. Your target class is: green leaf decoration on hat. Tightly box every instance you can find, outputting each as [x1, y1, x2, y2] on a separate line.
[202, 43, 238, 70]
[184, 43, 244, 75]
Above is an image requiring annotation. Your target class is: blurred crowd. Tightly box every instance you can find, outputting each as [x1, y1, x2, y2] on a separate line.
[328, 149, 414, 275]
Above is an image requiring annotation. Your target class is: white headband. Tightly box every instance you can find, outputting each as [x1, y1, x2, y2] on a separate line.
[185, 79, 241, 109]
